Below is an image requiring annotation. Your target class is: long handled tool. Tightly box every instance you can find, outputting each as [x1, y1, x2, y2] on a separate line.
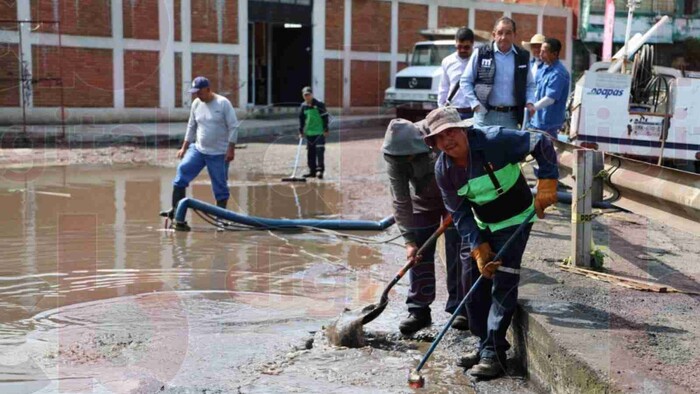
[325, 216, 453, 347]
[408, 210, 536, 388]
[282, 137, 306, 182]
[361, 215, 453, 325]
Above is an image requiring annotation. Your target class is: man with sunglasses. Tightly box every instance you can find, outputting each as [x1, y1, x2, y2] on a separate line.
[437, 27, 476, 119]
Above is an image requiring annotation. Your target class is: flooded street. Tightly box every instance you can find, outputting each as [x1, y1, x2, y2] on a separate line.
[0, 134, 539, 393]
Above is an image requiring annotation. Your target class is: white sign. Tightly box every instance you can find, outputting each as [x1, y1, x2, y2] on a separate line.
[629, 114, 663, 139]
[580, 71, 631, 145]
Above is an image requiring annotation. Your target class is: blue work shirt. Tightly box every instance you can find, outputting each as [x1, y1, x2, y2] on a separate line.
[460, 42, 536, 110]
[531, 59, 570, 132]
[434, 126, 558, 251]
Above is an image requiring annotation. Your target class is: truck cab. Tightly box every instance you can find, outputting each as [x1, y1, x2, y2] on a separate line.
[384, 40, 455, 120]
[384, 28, 489, 121]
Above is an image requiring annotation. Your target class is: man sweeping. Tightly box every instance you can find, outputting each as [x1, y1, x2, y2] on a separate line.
[299, 87, 329, 179]
[160, 76, 239, 227]
[423, 107, 558, 378]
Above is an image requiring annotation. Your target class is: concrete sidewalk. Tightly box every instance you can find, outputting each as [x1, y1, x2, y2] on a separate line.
[0, 114, 392, 145]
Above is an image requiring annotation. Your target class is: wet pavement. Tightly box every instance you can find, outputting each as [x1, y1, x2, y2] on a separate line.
[4, 129, 696, 393]
[0, 133, 541, 393]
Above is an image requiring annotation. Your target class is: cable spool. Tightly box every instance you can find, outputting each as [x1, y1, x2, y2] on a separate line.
[631, 44, 654, 104]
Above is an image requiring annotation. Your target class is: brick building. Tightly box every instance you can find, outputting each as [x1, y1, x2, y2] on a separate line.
[0, 1, 571, 123]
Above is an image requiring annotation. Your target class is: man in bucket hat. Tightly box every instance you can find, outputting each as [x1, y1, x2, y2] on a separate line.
[425, 107, 558, 378]
[382, 118, 469, 334]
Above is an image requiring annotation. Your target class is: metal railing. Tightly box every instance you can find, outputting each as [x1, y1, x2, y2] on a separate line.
[554, 140, 700, 235]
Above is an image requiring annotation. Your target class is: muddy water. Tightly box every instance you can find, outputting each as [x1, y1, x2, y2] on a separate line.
[0, 165, 403, 392]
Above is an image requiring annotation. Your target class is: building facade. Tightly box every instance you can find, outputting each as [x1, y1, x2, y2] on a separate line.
[573, 0, 700, 73]
[0, 0, 571, 123]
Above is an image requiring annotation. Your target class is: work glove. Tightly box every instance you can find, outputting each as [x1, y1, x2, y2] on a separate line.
[471, 242, 500, 279]
[535, 178, 558, 219]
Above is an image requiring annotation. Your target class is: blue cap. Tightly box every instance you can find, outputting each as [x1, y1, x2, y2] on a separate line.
[188, 76, 210, 93]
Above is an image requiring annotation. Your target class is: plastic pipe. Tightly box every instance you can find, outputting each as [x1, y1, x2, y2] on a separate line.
[608, 15, 670, 74]
[174, 198, 395, 231]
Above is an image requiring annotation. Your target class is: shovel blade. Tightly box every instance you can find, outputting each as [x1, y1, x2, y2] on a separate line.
[360, 301, 388, 325]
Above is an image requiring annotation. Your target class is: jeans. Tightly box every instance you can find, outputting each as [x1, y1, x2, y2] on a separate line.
[465, 222, 532, 362]
[173, 145, 230, 202]
[306, 134, 325, 173]
[474, 109, 519, 129]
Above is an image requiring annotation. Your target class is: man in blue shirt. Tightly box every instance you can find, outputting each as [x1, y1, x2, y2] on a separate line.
[529, 38, 570, 139]
[460, 17, 536, 130]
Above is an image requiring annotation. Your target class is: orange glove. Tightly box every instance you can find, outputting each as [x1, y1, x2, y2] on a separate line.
[471, 242, 500, 279]
[535, 178, 558, 219]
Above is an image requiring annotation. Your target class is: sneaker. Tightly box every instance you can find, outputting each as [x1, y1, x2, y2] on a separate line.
[399, 309, 431, 335]
[457, 350, 480, 369]
[468, 357, 505, 379]
[302, 172, 316, 178]
[451, 315, 469, 331]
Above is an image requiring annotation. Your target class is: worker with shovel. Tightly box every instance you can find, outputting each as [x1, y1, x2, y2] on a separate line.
[424, 107, 558, 378]
[382, 119, 468, 335]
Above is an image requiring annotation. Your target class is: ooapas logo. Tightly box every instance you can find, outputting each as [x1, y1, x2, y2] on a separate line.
[587, 88, 625, 98]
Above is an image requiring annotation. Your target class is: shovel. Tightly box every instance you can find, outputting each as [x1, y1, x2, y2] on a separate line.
[325, 216, 453, 347]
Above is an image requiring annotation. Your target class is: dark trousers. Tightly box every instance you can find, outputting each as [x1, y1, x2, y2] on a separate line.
[444, 226, 467, 316]
[306, 135, 325, 173]
[406, 213, 466, 316]
[465, 223, 532, 362]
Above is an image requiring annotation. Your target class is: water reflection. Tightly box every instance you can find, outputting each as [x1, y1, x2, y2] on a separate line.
[0, 165, 394, 345]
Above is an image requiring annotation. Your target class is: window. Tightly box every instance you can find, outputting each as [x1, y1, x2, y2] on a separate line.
[411, 45, 455, 66]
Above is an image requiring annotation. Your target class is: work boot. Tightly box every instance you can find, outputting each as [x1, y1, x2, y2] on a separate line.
[469, 357, 505, 379]
[457, 350, 480, 369]
[214, 199, 230, 227]
[159, 186, 187, 220]
[451, 315, 469, 331]
[399, 309, 431, 335]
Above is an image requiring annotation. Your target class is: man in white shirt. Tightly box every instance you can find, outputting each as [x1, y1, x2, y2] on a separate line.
[437, 27, 475, 119]
[160, 76, 240, 226]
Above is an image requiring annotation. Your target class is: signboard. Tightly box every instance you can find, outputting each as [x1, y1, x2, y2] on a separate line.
[580, 71, 631, 142]
[629, 114, 664, 139]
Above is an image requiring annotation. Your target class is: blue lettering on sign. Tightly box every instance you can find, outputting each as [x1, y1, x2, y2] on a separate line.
[587, 88, 625, 98]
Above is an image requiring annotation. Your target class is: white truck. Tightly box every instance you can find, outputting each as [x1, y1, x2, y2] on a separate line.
[568, 56, 700, 173]
[383, 29, 488, 121]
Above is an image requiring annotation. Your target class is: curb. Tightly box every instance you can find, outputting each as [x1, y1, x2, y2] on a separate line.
[509, 300, 619, 394]
[0, 116, 393, 147]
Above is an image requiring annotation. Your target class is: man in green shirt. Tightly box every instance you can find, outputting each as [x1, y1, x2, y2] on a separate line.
[298, 87, 330, 179]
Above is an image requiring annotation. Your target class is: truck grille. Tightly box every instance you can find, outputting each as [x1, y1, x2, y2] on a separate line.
[396, 77, 432, 89]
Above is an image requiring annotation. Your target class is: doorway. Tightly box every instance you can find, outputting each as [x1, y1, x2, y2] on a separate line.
[271, 24, 312, 106]
[247, 23, 312, 107]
